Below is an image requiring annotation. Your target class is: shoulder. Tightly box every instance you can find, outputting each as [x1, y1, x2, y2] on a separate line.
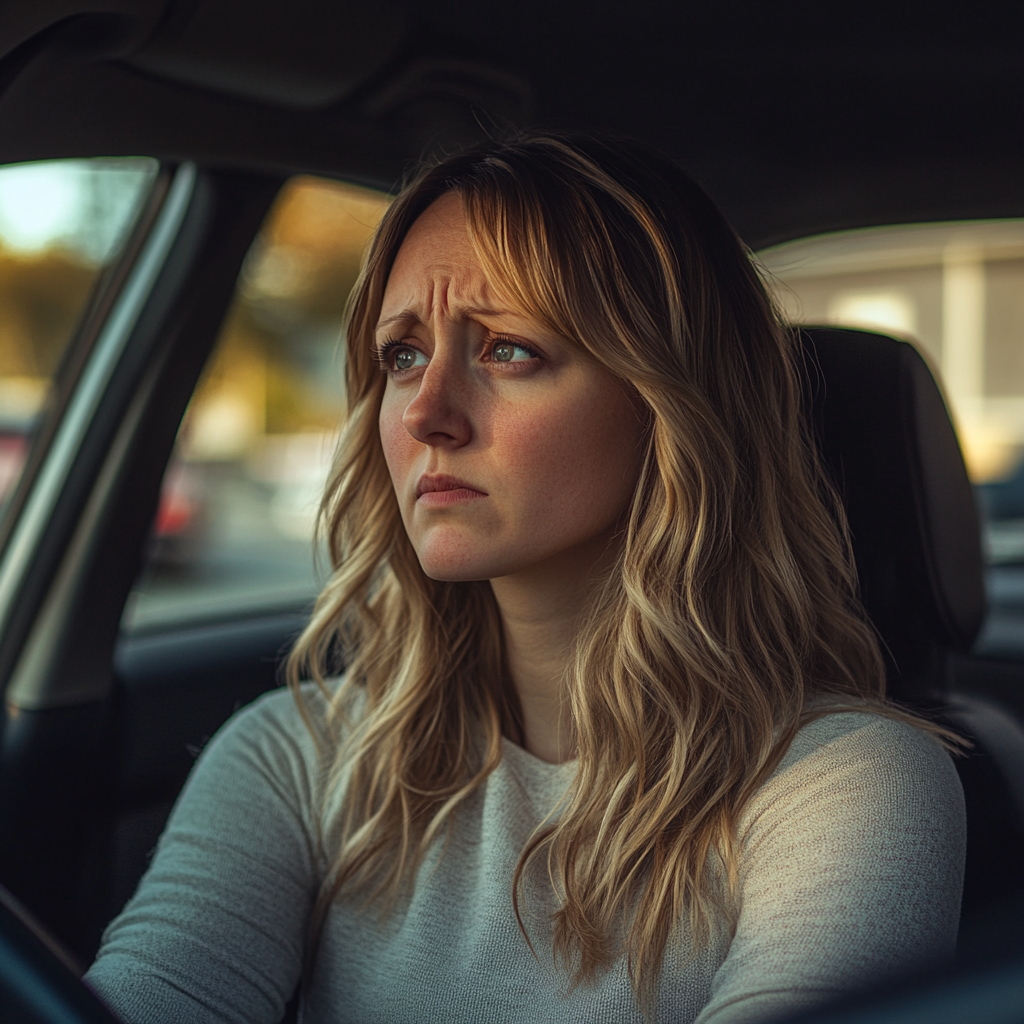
[777, 707, 960, 788]
[212, 682, 331, 745]
[202, 684, 326, 770]
[739, 708, 965, 852]
[778, 707, 958, 777]
[702, 710, 967, 1021]
[179, 682, 352, 821]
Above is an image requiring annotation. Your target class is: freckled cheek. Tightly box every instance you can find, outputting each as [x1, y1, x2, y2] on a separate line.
[493, 405, 619, 515]
[378, 401, 418, 488]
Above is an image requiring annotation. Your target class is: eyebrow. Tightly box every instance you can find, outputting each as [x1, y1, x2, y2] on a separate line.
[374, 306, 515, 333]
[374, 311, 418, 333]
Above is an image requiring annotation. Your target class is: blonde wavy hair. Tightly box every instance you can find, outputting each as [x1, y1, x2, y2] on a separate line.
[287, 133, 950, 1006]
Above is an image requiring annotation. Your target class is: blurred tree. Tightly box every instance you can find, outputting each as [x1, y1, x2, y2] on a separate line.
[0, 248, 96, 378]
[187, 177, 389, 444]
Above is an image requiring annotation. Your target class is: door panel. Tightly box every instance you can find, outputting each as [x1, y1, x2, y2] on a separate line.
[109, 611, 308, 923]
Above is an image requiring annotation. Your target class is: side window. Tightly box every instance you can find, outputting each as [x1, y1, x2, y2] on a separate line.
[0, 158, 158, 521]
[122, 176, 389, 633]
[760, 221, 1024, 656]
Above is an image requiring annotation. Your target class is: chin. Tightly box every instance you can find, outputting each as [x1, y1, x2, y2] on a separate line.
[413, 534, 517, 583]
[414, 540, 485, 583]
[416, 555, 495, 583]
[420, 565, 488, 583]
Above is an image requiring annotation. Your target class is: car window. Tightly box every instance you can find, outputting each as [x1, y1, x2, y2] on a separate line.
[0, 158, 158, 525]
[759, 220, 1024, 656]
[121, 176, 389, 634]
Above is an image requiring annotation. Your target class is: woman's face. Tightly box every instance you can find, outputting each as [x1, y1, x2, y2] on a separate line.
[377, 192, 646, 584]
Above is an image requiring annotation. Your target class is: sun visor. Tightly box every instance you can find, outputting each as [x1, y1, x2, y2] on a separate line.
[125, 0, 409, 110]
[0, 0, 164, 61]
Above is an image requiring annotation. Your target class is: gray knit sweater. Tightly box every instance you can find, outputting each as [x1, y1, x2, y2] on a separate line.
[85, 687, 965, 1024]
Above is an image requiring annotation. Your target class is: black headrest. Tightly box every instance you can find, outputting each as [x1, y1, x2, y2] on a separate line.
[800, 327, 986, 699]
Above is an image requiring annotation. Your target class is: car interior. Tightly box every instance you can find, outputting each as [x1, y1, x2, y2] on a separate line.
[1, 2, 1024, 1021]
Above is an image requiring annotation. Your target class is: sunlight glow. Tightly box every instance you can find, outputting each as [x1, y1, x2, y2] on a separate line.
[0, 159, 156, 261]
[0, 164, 79, 252]
[827, 290, 918, 336]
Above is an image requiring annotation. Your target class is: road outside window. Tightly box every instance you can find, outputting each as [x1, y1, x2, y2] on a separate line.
[122, 176, 389, 633]
[760, 221, 1024, 656]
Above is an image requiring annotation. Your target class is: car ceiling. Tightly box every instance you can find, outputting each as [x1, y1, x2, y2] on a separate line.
[0, 0, 1021, 247]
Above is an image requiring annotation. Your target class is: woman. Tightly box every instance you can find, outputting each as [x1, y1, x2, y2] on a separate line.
[86, 134, 965, 1024]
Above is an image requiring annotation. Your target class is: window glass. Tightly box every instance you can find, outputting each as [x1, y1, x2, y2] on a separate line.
[122, 176, 389, 634]
[759, 221, 1024, 656]
[0, 158, 158, 521]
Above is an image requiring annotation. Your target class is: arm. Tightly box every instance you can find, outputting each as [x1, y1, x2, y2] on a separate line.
[85, 688, 326, 1024]
[695, 712, 966, 1024]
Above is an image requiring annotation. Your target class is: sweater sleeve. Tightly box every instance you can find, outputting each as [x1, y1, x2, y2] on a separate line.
[693, 713, 966, 1024]
[84, 687, 327, 1024]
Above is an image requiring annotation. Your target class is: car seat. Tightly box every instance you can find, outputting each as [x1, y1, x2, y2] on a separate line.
[800, 326, 1024, 953]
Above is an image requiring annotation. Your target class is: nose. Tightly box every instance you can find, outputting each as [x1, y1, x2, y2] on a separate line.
[401, 354, 472, 449]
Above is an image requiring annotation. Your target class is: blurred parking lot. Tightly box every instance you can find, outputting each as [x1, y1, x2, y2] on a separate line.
[123, 456, 330, 632]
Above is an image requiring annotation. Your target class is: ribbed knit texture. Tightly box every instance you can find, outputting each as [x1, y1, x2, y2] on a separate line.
[86, 687, 965, 1024]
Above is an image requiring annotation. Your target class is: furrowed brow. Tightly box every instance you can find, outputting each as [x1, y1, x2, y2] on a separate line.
[459, 306, 513, 320]
[375, 306, 514, 330]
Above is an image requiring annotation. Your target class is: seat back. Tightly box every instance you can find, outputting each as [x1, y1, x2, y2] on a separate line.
[800, 326, 1024, 950]
[800, 327, 985, 699]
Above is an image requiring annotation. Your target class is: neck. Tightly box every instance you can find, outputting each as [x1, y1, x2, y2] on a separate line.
[490, 534, 618, 764]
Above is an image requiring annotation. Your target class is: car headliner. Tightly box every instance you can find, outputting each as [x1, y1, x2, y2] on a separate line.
[0, 0, 1021, 249]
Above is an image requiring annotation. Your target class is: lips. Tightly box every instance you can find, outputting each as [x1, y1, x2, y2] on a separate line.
[415, 473, 487, 499]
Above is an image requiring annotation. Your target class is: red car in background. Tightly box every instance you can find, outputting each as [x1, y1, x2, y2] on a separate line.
[0, 428, 23, 506]
[1, 423, 205, 562]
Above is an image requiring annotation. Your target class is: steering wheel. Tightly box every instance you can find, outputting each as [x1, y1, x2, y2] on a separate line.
[0, 886, 120, 1024]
